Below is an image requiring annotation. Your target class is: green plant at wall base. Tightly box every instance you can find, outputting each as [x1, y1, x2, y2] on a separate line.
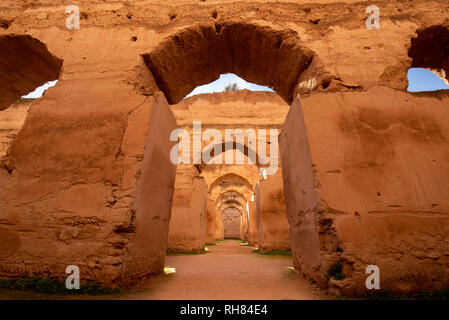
[357, 288, 449, 300]
[15, 98, 35, 104]
[0, 278, 121, 295]
[166, 248, 209, 255]
[326, 263, 346, 281]
[252, 249, 292, 256]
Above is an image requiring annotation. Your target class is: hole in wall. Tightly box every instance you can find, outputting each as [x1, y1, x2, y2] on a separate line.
[407, 68, 449, 92]
[408, 25, 449, 88]
[21, 80, 59, 99]
[184, 73, 274, 98]
[142, 22, 319, 104]
[0, 34, 62, 110]
[0, 35, 62, 159]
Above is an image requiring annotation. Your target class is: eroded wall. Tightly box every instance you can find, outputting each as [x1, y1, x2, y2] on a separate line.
[281, 88, 449, 294]
[167, 166, 208, 252]
[0, 101, 31, 157]
[222, 207, 242, 239]
[248, 201, 258, 245]
[0, 0, 448, 294]
[256, 171, 291, 252]
[0, 79, 177, 286]
[205, 199, 216, 244]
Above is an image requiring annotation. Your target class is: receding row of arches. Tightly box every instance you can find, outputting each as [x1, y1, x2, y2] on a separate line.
[0, 21, 448, 296]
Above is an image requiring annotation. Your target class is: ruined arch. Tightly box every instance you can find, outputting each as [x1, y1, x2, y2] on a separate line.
[408, 25, 449, 85]
[215, 190, 247, 208]
[221, 206, 244, 239]
[219, 199, 245, 213]
[208, 173, 254, 194]
[203, 142, 256, 163]
[0, 34, 62, 110]
[201, 141, 268, 168]
[142, 21, 329, 104]
[215, 193, 247, 208]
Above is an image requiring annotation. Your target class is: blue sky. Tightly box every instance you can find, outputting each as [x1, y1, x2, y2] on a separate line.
[407, 68, 449, 92]
[22, 80, 58, 98]
[21, 69, 448, 99]
[185, 74, 274, 97]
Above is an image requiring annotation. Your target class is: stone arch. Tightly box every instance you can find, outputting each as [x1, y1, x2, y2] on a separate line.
[215, 188, 250, 211]
[201, 141, 268, 168]
[215, 190, 247, 208]
[142, 21, 329, 104]
[221, 206, 244, 239]
[208, 173, 254, 193]
[219, 199, 245, 213]
[408, 25, 449, 85]
[0, 34, 62, 110]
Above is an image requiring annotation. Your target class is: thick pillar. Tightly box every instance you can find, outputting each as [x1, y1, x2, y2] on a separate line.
[240, 205, 249, 242]
[215, 210, 224, 241]
[248, 200, 258, 245]
[280, 90, 449, 294]
[205, 199, 216, 244]
[167, 166, 208, 252]
[256, 171, 290, 252]
[0, 79, 178, 287]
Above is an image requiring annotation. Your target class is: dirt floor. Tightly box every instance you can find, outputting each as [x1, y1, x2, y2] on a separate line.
[0, 240, 330, 300]
[123, 240, 328, 300]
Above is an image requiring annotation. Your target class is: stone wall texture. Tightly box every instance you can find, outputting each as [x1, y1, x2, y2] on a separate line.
[0, 0, 448, 294]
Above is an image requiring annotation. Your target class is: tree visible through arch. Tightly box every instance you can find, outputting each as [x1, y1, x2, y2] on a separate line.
[142, 22, 331, 104]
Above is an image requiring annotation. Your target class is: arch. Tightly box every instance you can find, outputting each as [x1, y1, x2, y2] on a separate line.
[408, 25, 449, 84]
[0, 34, 62, 110]
[208, 173, 254, 193]
[221, 206, 243, 239]
[222, 206, 243, 216]
[215, 190, 247, 206]
[219, 199, 245, 212]
[142, 22, 329, 104]
[216, 192, 246, 211]
[219, 200, 244, 213]
[201, 141, 268, 168]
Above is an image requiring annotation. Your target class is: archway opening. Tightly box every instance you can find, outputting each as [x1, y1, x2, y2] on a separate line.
[222, 206, 243, 239]
[142, 22, 328, 105]
[0, 35, 62, 110]
[141, 21, 315, 288]
[0, 35, 62, 158]
[407, 68, 449, 92]
[185, 73, 274, 98]
[407, 25, 449, 91]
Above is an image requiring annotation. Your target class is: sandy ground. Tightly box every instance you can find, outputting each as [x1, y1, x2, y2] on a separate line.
[0, 240, 330, 300]
[121, 240, 329, 300]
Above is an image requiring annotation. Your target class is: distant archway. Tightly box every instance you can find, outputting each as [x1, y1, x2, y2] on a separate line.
[208, 173, 254, 193]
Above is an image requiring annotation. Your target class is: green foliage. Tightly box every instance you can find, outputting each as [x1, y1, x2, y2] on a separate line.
[14, 98, 35, 104]
[252, 249, 292, 256]
[166, 248, 209, 255]
[326, 263, 346, 280]
[224, 83, 238, 92]
[358, 289, 449, 300]
[0, 278, 120, 295]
